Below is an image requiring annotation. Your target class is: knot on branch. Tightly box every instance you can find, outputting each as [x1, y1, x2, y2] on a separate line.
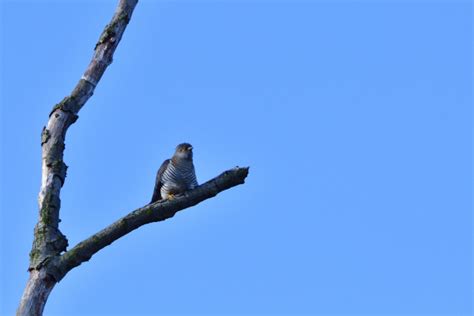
[95, 28, 116, 50]
[41, 128, 51, 145]
[95, 12, 130, 50]
[50, 96, 74, 116]
[49, 97, 80, 124]
[29, 224, 68, 271]
[46, 159, 68, 186]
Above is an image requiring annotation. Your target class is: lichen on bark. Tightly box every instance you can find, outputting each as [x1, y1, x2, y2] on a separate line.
[29, 224, 68, 271]
[95, 11, 130, 49]
[49, 96, 77, 116]
[41, 128, 50, 145]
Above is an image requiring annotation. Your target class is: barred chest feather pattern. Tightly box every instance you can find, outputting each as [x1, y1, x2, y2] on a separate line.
[160, 158, 198, 200]
[150, 143, 198, 203]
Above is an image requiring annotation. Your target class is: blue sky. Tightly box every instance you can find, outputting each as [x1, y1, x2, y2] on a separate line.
[1, 1, 472, 315]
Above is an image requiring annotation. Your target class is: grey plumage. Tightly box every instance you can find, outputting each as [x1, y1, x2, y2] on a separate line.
[150, 143, 198, 203]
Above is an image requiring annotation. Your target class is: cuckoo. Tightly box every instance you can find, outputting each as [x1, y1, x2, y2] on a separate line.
[150, 143, 198, 203]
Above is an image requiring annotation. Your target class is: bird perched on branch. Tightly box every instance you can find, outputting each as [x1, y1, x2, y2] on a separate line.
[150, 143, 198, 203]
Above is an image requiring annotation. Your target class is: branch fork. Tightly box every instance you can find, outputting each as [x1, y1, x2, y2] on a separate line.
[17, 0, 249, 315]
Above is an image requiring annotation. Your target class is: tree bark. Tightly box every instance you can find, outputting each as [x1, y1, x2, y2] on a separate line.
[18, 1, 139, 315]
[17, 1, 249, 315]
[17, 271, 56, 316]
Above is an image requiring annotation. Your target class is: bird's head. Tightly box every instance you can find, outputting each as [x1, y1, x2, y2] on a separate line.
[174, 143, 194, 160]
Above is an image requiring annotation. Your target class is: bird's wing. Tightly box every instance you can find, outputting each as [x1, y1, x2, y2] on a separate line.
[150, 159, 170, 203]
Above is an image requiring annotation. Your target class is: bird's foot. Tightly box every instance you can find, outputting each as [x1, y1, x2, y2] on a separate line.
[167, 193, 175, 200]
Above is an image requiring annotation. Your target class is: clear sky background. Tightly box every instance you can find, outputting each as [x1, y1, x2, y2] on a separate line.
[0, 1, 472, 315]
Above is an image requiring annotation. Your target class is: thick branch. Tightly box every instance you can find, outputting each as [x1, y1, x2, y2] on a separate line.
[19, 1, 138, 316]
[17, 271, 55, 316]
[30, 0, 138, 271]
[47, 167, 249, 281]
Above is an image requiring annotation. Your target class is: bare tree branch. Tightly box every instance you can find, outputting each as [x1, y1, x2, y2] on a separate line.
[18, 1, 139, 315]
[49, 167, 249, 281]
[30, 0, 139, 273]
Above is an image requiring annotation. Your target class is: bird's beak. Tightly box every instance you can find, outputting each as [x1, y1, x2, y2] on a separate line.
[188, 146, 193, 151]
